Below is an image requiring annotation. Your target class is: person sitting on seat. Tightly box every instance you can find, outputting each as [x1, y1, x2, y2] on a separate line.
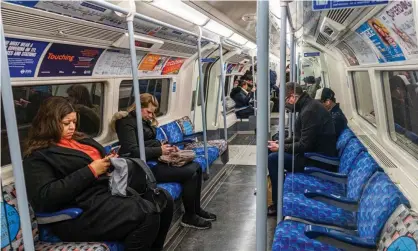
[230, 80, 256, 118]
[112, 93, 216, 230]
[315, 88, 348, 138]
[23, 97, 173, 251]
[267, 82, 337, 216]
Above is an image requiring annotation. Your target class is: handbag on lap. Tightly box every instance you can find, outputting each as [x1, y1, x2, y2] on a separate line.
[158, 150, 195, 167]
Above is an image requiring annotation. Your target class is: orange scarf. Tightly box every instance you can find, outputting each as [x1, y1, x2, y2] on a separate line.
[57, 139, 102, 161]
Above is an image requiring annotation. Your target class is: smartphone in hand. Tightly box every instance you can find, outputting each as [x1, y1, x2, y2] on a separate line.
[110, 145, 121, 155]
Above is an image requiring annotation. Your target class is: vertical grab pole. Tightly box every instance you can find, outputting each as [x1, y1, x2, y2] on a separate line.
[277, 2, 288, 222]
[219, 41, 228, 141]
[251, 55, 257, 115]
[197, 26, 209, 175]
[1, 18, 35, 250]
[289, 31, 296, 138]
[255, 1, 269, 250]
[127, 14, 146, 162]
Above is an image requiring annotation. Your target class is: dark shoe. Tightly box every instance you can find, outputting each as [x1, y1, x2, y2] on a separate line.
[180, 215, 211, 230]
[267, 204, 277, 217]
[197, 209, 217, 221]
[203, 172, 209, 181]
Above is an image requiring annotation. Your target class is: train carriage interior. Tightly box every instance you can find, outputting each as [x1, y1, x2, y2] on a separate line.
[1, 0, 418, 250]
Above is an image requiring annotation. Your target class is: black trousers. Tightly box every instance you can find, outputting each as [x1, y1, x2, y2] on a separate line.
[151, 162, 202, 216]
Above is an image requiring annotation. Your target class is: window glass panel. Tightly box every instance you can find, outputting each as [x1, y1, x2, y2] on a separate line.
[1, 82, 104, 166]
[118, 79, 170, 117]
[382, 71, 418, 160]
[351, 71, 376, 126]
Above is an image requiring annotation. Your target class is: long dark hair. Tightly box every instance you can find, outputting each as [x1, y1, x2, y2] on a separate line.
[24, 96, 85, 156]
[66, 85, 93, 108]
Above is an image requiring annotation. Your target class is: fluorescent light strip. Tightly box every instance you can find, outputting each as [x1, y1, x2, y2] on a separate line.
[204, 19, 233, 38]
[150, 0, 209, 26]
[229, 33, 248, 45]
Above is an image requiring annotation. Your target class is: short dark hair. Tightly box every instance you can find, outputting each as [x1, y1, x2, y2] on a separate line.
[304, 76, 315, 84]
[285, 82, 303, 96]
[238, 80, 246, 87]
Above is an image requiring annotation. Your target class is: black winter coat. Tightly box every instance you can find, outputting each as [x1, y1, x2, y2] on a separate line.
[115, 111, 163, 160]
[230, 87, 254, 109]
[23, 138, 149, 241]
[285, 92, 337, 171]
[330, 103, 348, 138]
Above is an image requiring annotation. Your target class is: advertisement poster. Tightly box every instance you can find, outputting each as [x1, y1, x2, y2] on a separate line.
[335, 42, 360, 66]
[5, 37, 49, 78]
[226, 64, 235, 74]
[162, 57, 186, 75]
[345, 33, 379, 64]
[377, 0, 418, 58]
[356, 20, 406, 62]
[38, 43, 104, 77]
[93, 49, 146, 76]
[138, 54, 169, 76]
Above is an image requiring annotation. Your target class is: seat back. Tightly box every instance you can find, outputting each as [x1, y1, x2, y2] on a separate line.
[1, 183, 39, 249]
[338, 138, 366, 174]
[346, 152, 381, 200]
[357, 172, 410, 243]
[160, 121, 184, 144]
[336, 128, 356, 156]
[176, 116, 195, 136]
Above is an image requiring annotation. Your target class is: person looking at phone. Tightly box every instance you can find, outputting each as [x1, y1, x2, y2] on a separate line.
[23, 97, 173, 250]
[112, 93, 216, 230]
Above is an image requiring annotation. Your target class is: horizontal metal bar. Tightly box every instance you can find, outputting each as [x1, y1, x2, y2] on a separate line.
[89, 0, 218, 44]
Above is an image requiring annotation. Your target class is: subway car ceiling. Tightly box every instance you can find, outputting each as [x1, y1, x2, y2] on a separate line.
[2, 0, 418, 205]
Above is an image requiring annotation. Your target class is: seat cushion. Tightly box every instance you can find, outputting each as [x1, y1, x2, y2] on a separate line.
[192, 147, 219, 165]
[283, 192, 357, 229]
[284, 174, 345, 196]
[185, 140, 228, 155]
[272, 221, 342, 251]
[35, 242, 116, 251]
[193, 156, 208, 172]
[157, 183, 183, 200]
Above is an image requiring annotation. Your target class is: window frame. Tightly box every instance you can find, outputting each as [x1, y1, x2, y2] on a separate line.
[117, 78, 172, 118]
[350, 70, 377, 127]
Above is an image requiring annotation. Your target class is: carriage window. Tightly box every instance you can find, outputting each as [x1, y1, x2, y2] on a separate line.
[351, 71, 376, 126]
[118, 79, 170, 117]
[382, 71, 418, 160]
[1, 83, 104, 166]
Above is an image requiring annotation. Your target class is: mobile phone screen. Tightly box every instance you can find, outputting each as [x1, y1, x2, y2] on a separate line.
[110, 145, 121, 154]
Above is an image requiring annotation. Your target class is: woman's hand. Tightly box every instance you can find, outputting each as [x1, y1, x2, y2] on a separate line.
[161, 144, 174, 155]
[90, 157, 111, 176]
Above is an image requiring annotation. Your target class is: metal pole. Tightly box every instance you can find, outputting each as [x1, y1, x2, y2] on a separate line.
[127, 15, 146, 162]
[197, 26, 209, 174]
[1, 17, 35, 250]
[277, 3, 288, 222]
[219, 42, 228, 141]
[288, 31, 295, 138]
[256, 1, 269, 250]
[89, 0, 218, 44]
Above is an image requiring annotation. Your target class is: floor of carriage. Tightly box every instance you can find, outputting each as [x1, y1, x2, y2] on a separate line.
[167, 123, 278, 251]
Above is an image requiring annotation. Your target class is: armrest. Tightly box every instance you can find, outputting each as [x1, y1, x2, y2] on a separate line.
[184, 132, 203, 138]
[305, 225, 376, 249]
[36, 208, 83, 225]
[305, 189, 358, 211]
[304, 166, 347, 184]
[304, 152, 340, 166]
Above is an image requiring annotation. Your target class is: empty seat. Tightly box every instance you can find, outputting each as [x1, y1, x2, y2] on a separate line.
[273, 172, 410, 251]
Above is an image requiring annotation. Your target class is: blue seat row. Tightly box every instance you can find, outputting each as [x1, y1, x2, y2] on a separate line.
[272, 128, 412, 250]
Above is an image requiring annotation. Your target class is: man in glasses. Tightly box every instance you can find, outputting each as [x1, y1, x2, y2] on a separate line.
[315, 88, 348, 138]
[267, 82, 337, 216]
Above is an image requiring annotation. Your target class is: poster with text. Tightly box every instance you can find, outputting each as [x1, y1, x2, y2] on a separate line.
[356, 19, 406, 62]
[93, 49, 146, 76]
[138, 54, 169, 76]
[226, 64, 235, 74]
[345, 32, 379, 64]
[335, 41, 360, 66]
[5, 38, 49, 78]
[377, 0, 418, 58]
[38, 43, 104, 77]
[162, 57, 186, 75]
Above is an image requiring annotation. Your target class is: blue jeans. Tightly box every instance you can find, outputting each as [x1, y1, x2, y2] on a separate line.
[268, 152, 294, 205]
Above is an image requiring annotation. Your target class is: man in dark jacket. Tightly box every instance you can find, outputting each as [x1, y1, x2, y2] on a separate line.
[230, 80, 255, 118]
[316, 88, 348, 138]
[267, 82, 337, 216]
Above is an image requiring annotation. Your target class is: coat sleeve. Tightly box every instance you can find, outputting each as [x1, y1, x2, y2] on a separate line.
[284, 111, 318, 153]
[24, 154, 96, 211]
[115, 119, 162, 159]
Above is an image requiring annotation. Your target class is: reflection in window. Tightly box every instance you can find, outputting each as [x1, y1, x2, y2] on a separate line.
[351, 71, 376, 126]
[382, 71, 418, 159]
[118, 79, 170, 117]
[1, 83, 104, 166]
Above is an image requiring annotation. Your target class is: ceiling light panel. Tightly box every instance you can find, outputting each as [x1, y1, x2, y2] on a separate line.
[151, 0, 209, 26]
[229, 33, 248, 45]
[204, 19, 233, 37]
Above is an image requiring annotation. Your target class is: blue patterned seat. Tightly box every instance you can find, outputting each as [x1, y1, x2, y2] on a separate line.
[336, 128, 356, 156]
[157, 182, 183, 200]
[273, 172, 410, 250]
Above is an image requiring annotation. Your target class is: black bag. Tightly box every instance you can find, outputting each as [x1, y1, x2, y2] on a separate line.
[124, 158, 170, 213]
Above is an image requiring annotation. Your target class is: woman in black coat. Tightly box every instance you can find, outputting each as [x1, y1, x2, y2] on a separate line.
[23, 97, 173, 251]
[112, 93, 216, 230]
